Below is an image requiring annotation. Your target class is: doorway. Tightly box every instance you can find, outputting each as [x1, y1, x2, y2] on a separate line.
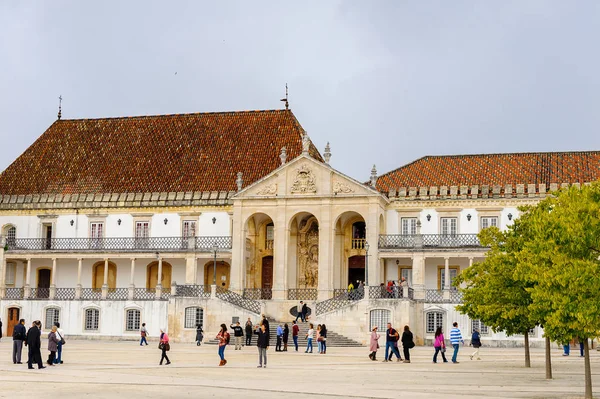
[43, 224, 53, 250]
[261, 256, 273, 299]
[7, 307, 20, 337]
[37, 269, 51, 298]
[348, 255, 365, 286]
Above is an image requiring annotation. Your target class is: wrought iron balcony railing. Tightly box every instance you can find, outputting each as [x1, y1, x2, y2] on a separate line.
[5, 236, 232, 252]
[288, 288, 318, 301]
[242, 288, 272, 300]
[378, 234, 484, 250]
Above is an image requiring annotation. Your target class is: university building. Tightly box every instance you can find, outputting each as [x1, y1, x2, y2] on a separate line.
[0, 108, 598, 346]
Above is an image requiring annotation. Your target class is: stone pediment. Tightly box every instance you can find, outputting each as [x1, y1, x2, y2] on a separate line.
[234, 154, 382, 199]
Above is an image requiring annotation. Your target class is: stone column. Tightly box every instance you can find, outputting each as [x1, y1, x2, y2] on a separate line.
[411, 254, 425, 300]
[185, 255, 197, 284]
[229, 204, 244, 293]
[75, 258, 82, 299]
[129, 258, 136, 300]
[155, 257, 163, 299]
[317, 203, 333, 301]
[443, 256, 451, 300]
[366, 202, 380, 286]
[272, 203, 288, 300]
[101, 258, 109, 299]
[24, 258, 32, 298]
[49, 258, 57, 299]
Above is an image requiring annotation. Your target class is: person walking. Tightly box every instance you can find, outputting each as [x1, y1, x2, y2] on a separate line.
[230, 322, 244, 350]
[292, 321, 300, 351]
[401, 325, 414, 363]
[53, 322, 65, 364]
[316, 324, 322, 354]
[470, 328, 482, 360]
[283, 323, 289, 352]
[295, 301, 304, 322]
[563, 342, 571, 356]
[159, 328, 171, 365]
[301, 301, 309, 321]
[275, 324, 283, 352]
[305, 323, 314, 353]
[26, 321, 44, 370]
[433, 326, 448, 363]
[216, 324, 230, 366]
[12, 319, 26, 364]
[245, 318, 253, 346]
[47, 325, 59, 366]
[450, 322, 464, 364]
[196, 325, 204, 346]
[320, 324, 328, 354]
[254, 323, 269, 368]
[384, 323, 402, 362]
[369, 326, 380, 361]
[140, 323, 149, 346]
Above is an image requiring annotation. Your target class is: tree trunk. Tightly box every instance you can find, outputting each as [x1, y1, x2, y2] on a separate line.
[584, 339, 592, 399]
[524, 330, 531, 368]
[545, 335, 552, 379]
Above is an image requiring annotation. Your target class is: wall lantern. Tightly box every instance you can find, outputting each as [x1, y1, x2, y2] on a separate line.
[70, 220, 74, 226]
[467, 214, 472, 221]
[508, 213, 513, 221]
[212, 217, 217, 224]
[164, 218, 168, 225]
[117, 219, 122, 226]
[426, 214, 431, 222]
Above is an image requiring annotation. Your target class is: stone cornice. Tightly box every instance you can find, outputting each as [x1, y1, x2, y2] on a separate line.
[390, 198, 541, 209]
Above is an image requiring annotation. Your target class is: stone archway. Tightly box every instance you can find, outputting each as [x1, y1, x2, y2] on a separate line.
[333, 211, 367, 289]
[204, 261, 231, 289]
[92, 261, 117, 289]
[244, 213, 274, 290]
[146, 261, 172, 289]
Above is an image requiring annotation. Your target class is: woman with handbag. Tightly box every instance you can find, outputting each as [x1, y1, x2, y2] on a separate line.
[401, 325, 414, 363]
[53, 322, 65, 364]
[320, 324, 328, 354]
[216, 324, 230, 366]
[159, 328, 171, 365]
[47, 325, 60, 365]
[140, 323, 149, 346]
[369, 326, 380, 361]
[433, 326, 448, 363]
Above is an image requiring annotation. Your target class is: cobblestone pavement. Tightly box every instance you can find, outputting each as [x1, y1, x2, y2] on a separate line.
[0, 340, 598, 398]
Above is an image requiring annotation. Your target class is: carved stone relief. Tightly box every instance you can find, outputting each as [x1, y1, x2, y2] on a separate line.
[290, 165, 317, 194]
[297, 217, 319, 288]
[333, 180, 354, 194]
[256, 184, 277, 195]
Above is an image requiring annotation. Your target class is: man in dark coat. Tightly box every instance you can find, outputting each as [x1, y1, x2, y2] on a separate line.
[301, 302, 309, 321]
[12, 319, 27, 364]
[25, 321, 44, 369]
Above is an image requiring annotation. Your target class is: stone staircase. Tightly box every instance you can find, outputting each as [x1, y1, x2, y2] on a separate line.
[205, 320, 363, 348]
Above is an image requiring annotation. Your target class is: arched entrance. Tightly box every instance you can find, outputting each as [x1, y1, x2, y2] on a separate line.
[288, 213, 319, 289]
[244, 213, 274, 290]
[348, 255, 366, 285]
[333, 211, 367, 289]
[6, 307, 20, 337]
[146, 261, 172, 289]
[92, 261, 117, 289]
[204, 261, 231, 289]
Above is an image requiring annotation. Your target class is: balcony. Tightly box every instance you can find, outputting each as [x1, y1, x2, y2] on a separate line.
[378, 234, 485, 250]
[5, 236, 232, 253]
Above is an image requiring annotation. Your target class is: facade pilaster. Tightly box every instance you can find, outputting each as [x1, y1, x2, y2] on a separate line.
[101, 258, 109, 299]
[24, 258, 32, 298]
[317, 201, 333, 301]
[128, 258, 136, 300]
[412, 254, 425, 300]
[155, 257, 163, 299]
[272, 200, 288, 300]
[229, 203, 244, 293]
[185, 256, 196, 284]
[75, 258, 82, 299]
[49, 258, 57, 299]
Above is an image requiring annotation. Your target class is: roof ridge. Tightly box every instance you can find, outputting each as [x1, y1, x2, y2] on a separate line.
[58, 108, 291, 122]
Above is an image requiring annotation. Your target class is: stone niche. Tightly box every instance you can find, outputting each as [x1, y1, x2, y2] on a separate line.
[297, 216, 319, 288]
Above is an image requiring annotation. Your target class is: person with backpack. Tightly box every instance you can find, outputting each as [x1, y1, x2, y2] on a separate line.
[433, 326, 448, 363]
[470, 328, 482, 360]
[195, 325, 204, 346]
[401, 325, 415, 363]
[384, 323, 402, 362]
[216, 324, 230, 366]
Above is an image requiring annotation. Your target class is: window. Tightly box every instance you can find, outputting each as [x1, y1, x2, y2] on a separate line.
[90, 222, 104, 249]
[401, 218, 417, 235]
[135, 221, 150, 249]
[5, 262, 16, 286]
[439, 266, 460, 290]
[471, 319, 489, 335]
[426, 311, 444, 333]
[480, 217, 498, 230]
[5, 226, 16, 247]
[369, 309, 391, 332]
[440, 217, 457, 236]
[398, 266, 412, 286]
[184, 307, 204, 329]
[126, 309, 141, 331]
[45, 308, 60, 329]
[182, 220, 197, 238]
[265, 223, 274, 249]
[85, 308, 100, 331]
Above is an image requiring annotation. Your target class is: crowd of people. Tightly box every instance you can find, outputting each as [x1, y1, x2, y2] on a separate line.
[8, 319, 65, 370]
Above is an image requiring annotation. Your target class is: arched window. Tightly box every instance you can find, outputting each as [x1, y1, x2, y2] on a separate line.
[369, 309, 391, 332]
[126, 309, 141, 331]
[184, 307, 204, 329]
[45, 308, 60, 330]
[4, 225, 16, 247]
[85, 308, 100, 331]
[426, 311, 444, 333]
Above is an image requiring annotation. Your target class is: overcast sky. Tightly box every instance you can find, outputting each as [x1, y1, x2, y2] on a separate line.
[1, 1, 599, 181]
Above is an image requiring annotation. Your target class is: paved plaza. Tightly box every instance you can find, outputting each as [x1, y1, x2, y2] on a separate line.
[0, 340, 598, 398]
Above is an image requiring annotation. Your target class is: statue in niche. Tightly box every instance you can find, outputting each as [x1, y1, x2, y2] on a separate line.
[298, 219, 319, 288]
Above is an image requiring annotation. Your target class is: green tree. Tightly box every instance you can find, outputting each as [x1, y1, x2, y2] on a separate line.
[455, 220, 538, 368]
[522, 183, 600, 399]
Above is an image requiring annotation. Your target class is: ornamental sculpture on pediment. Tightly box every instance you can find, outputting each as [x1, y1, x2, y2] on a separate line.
[333, 180, 354, 194]
[256, 184, 277, 195]
[290, 165, 317, 194]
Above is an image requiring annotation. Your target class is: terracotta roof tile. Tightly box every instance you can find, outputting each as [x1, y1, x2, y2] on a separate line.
[0, 109, 322, 195]
[376, 151, 600, 194]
